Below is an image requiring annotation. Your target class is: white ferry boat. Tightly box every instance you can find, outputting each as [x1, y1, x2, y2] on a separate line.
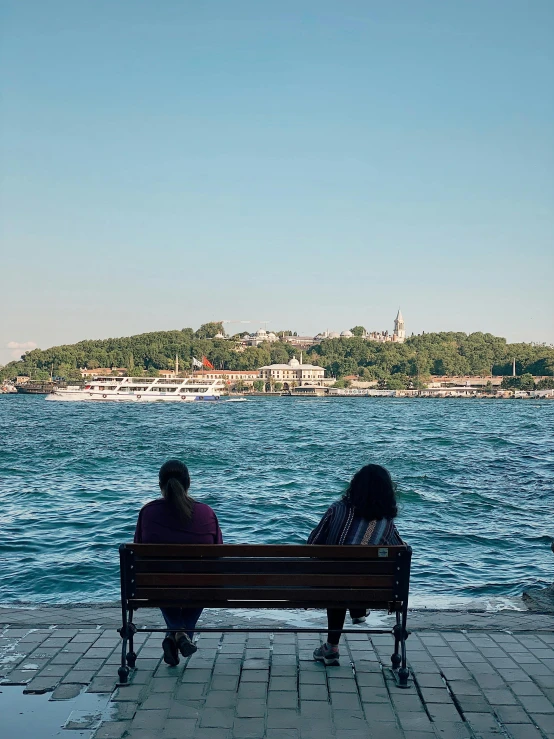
[45, 375, 227, 402]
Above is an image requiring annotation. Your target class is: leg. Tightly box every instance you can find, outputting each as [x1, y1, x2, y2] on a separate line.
[327, 608, 347, 646]
[179, 608, 203, 641]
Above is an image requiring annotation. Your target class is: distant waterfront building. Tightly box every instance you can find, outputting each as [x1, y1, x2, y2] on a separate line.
[316, 309, 406, 344]
[241, 328, 279, 347]
[194, 370, 259, 386]
[259, 356, 328, 389]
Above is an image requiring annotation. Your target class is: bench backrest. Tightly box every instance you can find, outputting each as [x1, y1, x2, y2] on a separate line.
[120, 544, 411, 611]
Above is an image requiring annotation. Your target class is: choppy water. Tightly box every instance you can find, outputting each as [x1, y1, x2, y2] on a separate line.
[0, 395, 553, 606]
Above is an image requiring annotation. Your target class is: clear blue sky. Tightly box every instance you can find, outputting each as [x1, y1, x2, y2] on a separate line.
[1, 1, 553, 364]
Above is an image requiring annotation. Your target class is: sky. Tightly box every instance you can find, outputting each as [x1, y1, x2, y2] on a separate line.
[1, 1, 553, 365]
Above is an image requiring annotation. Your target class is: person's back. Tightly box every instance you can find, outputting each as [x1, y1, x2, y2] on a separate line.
[134, 459, 222, 666]
[308, 463, 402, 665]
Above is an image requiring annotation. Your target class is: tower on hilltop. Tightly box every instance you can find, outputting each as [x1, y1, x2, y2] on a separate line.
[393, 309, 406, 342]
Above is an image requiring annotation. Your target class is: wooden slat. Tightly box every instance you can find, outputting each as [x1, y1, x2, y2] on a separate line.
[128, 544, 408, 560]
[136, 573, 395, 588]
[133, 587, 397, 601]
[128, 599, 399, 610]
[135, 559, 398, 575]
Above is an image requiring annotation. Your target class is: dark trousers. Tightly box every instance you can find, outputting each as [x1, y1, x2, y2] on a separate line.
[327, 608, 367, 645]
[160, 607, 203, 640]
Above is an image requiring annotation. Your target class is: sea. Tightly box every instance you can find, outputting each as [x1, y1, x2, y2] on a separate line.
[0, 395, 552, 609]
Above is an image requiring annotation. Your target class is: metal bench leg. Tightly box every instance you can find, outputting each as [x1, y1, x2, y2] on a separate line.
[126, 609, 137, 669]
[391, 610, 402, 669]
[397, 603, 410, 687]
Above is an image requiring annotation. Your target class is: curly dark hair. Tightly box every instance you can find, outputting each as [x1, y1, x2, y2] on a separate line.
[342, 464, 398, 520]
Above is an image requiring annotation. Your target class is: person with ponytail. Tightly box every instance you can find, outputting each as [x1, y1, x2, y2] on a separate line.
[134, 459, 223, 666]
[308, 463, 403, 666]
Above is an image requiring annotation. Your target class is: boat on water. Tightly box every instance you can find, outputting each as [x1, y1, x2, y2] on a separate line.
[46, 375, 227, 402]
[17, 382, 59, 394]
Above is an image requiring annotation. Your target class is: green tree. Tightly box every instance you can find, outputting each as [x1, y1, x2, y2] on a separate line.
[350, 326, 367, 337]
[274, 382, 283, 391]
[253, 380, 264, 392]
[195, 322, 224, 339]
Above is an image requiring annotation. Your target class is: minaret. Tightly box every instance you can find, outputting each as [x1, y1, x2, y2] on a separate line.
[393, 309, 406, 342]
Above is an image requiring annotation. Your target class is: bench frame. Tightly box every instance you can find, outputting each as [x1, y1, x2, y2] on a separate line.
[118, 543, 412, 687]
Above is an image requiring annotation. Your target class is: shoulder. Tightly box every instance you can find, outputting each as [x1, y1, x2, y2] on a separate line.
[192, 501, 218, 518]
[138, 499, 167, 517]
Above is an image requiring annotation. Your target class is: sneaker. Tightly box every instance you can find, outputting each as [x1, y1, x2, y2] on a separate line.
[176, 633, 198, 658]
[351, 609, 371, 625]
[162, 633, 179, 666]
[313, 642, 340, 666]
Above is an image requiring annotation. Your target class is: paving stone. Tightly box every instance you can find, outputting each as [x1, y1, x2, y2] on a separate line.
[415, 673, 446, 688]
[270, 676, 298, 691]
[167, 701, 204, 719]
[140, 692, 173, 710]
[300, 700, 332, 719]
[483, 689, 518, 705]
[266, 708, 299, 727]
[362, 701, 397, 722]
[23, 676, 60, 693]
[503, 725, 542, 739]
[268, 691, 298, 708]
[517, 694, 554, 713]
[493, 704, 533, 723]
[331, 709, 368, 730]
[199, 708, 235, 728]
[428, 702, 463, 722]
[397, 712, 434, 731]
[328, 677, 357, 693]
[238, 681, 267, 698]
[108, 701, 138, 720]
[50, 683, 83, 699]
[236, 698, 267, 717]
[88, 676, 118, 693]
[432, 721, 472, 738]
[93, 721, 130, 738]
[64, 709, 103, 730]
[131, 708, 167, 732]
[299, 671, 326, 685]
[530, 713, 554, 733]
[330, 692, 360, 710]
[509, 681, 545, 696]
[211, 675, 239, 690]
[205, 690, 238, 708]
[176, 682, 209, 700]
[300, 683, 328, 701]
[266, 730, 299, 739]
[465, 712, 501, 732]
[232, 717, 266, 738]
[112, 684, 146, 701]
[355, 672, 385, 687]
[193, 729, 231, 739]
[455, 694, 491, 713]
[182, 668, 212, 683]
[161, 718, 197, 738]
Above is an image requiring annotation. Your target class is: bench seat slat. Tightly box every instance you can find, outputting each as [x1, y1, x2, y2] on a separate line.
[130, 544, 407, 559]
[133, 587, 397, 601]
[135, 559, 398, 575]
[128, 599, 398, 610]
[135, 573, 396, 588]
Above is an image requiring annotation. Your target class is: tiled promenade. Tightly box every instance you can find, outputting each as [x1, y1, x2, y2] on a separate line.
[1, 607, 554, 739]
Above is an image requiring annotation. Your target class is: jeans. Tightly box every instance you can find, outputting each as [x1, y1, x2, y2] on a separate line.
[160, 607, 203, 640]
[327, 608, 367, 645]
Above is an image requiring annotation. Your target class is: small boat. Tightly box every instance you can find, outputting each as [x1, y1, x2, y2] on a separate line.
[46, 375, 227, 402]
[16, 382, 59, 394]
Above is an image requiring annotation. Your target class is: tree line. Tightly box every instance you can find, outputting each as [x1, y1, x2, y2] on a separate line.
[1, 323, 553, 387]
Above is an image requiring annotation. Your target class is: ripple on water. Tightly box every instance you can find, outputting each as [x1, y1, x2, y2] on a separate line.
[0, 395, 553, 604]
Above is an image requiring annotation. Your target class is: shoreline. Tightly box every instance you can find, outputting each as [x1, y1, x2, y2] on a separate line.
[2, 602, 554, 633]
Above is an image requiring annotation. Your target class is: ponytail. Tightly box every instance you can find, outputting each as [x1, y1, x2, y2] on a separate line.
[159, 460, 195, 523]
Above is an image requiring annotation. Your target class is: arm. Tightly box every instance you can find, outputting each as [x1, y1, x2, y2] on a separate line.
[214, 514, 223, 544]
[307, 505, 334, 545]
[133, 508, 143, 543]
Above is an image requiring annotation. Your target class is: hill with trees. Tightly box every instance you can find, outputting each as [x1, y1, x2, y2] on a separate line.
[1, 323, 553, 389]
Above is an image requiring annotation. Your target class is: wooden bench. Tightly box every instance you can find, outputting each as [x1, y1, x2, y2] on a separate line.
[118, 543, 412, 687]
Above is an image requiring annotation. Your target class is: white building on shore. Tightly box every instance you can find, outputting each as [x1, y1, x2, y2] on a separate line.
[259, 356, 329, 389]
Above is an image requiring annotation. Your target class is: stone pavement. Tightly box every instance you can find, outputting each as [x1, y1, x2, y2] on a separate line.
[1, 608, 554, 739]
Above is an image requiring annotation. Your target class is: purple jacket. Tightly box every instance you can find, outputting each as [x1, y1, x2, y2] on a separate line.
[134, 499, 223, 545]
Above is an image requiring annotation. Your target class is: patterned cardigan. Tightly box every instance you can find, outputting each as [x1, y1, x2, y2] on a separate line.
[307, 500, 402, 546]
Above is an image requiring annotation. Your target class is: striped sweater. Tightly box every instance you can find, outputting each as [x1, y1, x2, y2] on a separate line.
[307, 500, 402, 546]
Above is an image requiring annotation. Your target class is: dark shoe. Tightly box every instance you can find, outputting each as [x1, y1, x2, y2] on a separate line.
[176, 633, 198, 658]
[352, 609, 371, 625]
[162, 633, 180, 666]
[313, 642, 340, 666]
